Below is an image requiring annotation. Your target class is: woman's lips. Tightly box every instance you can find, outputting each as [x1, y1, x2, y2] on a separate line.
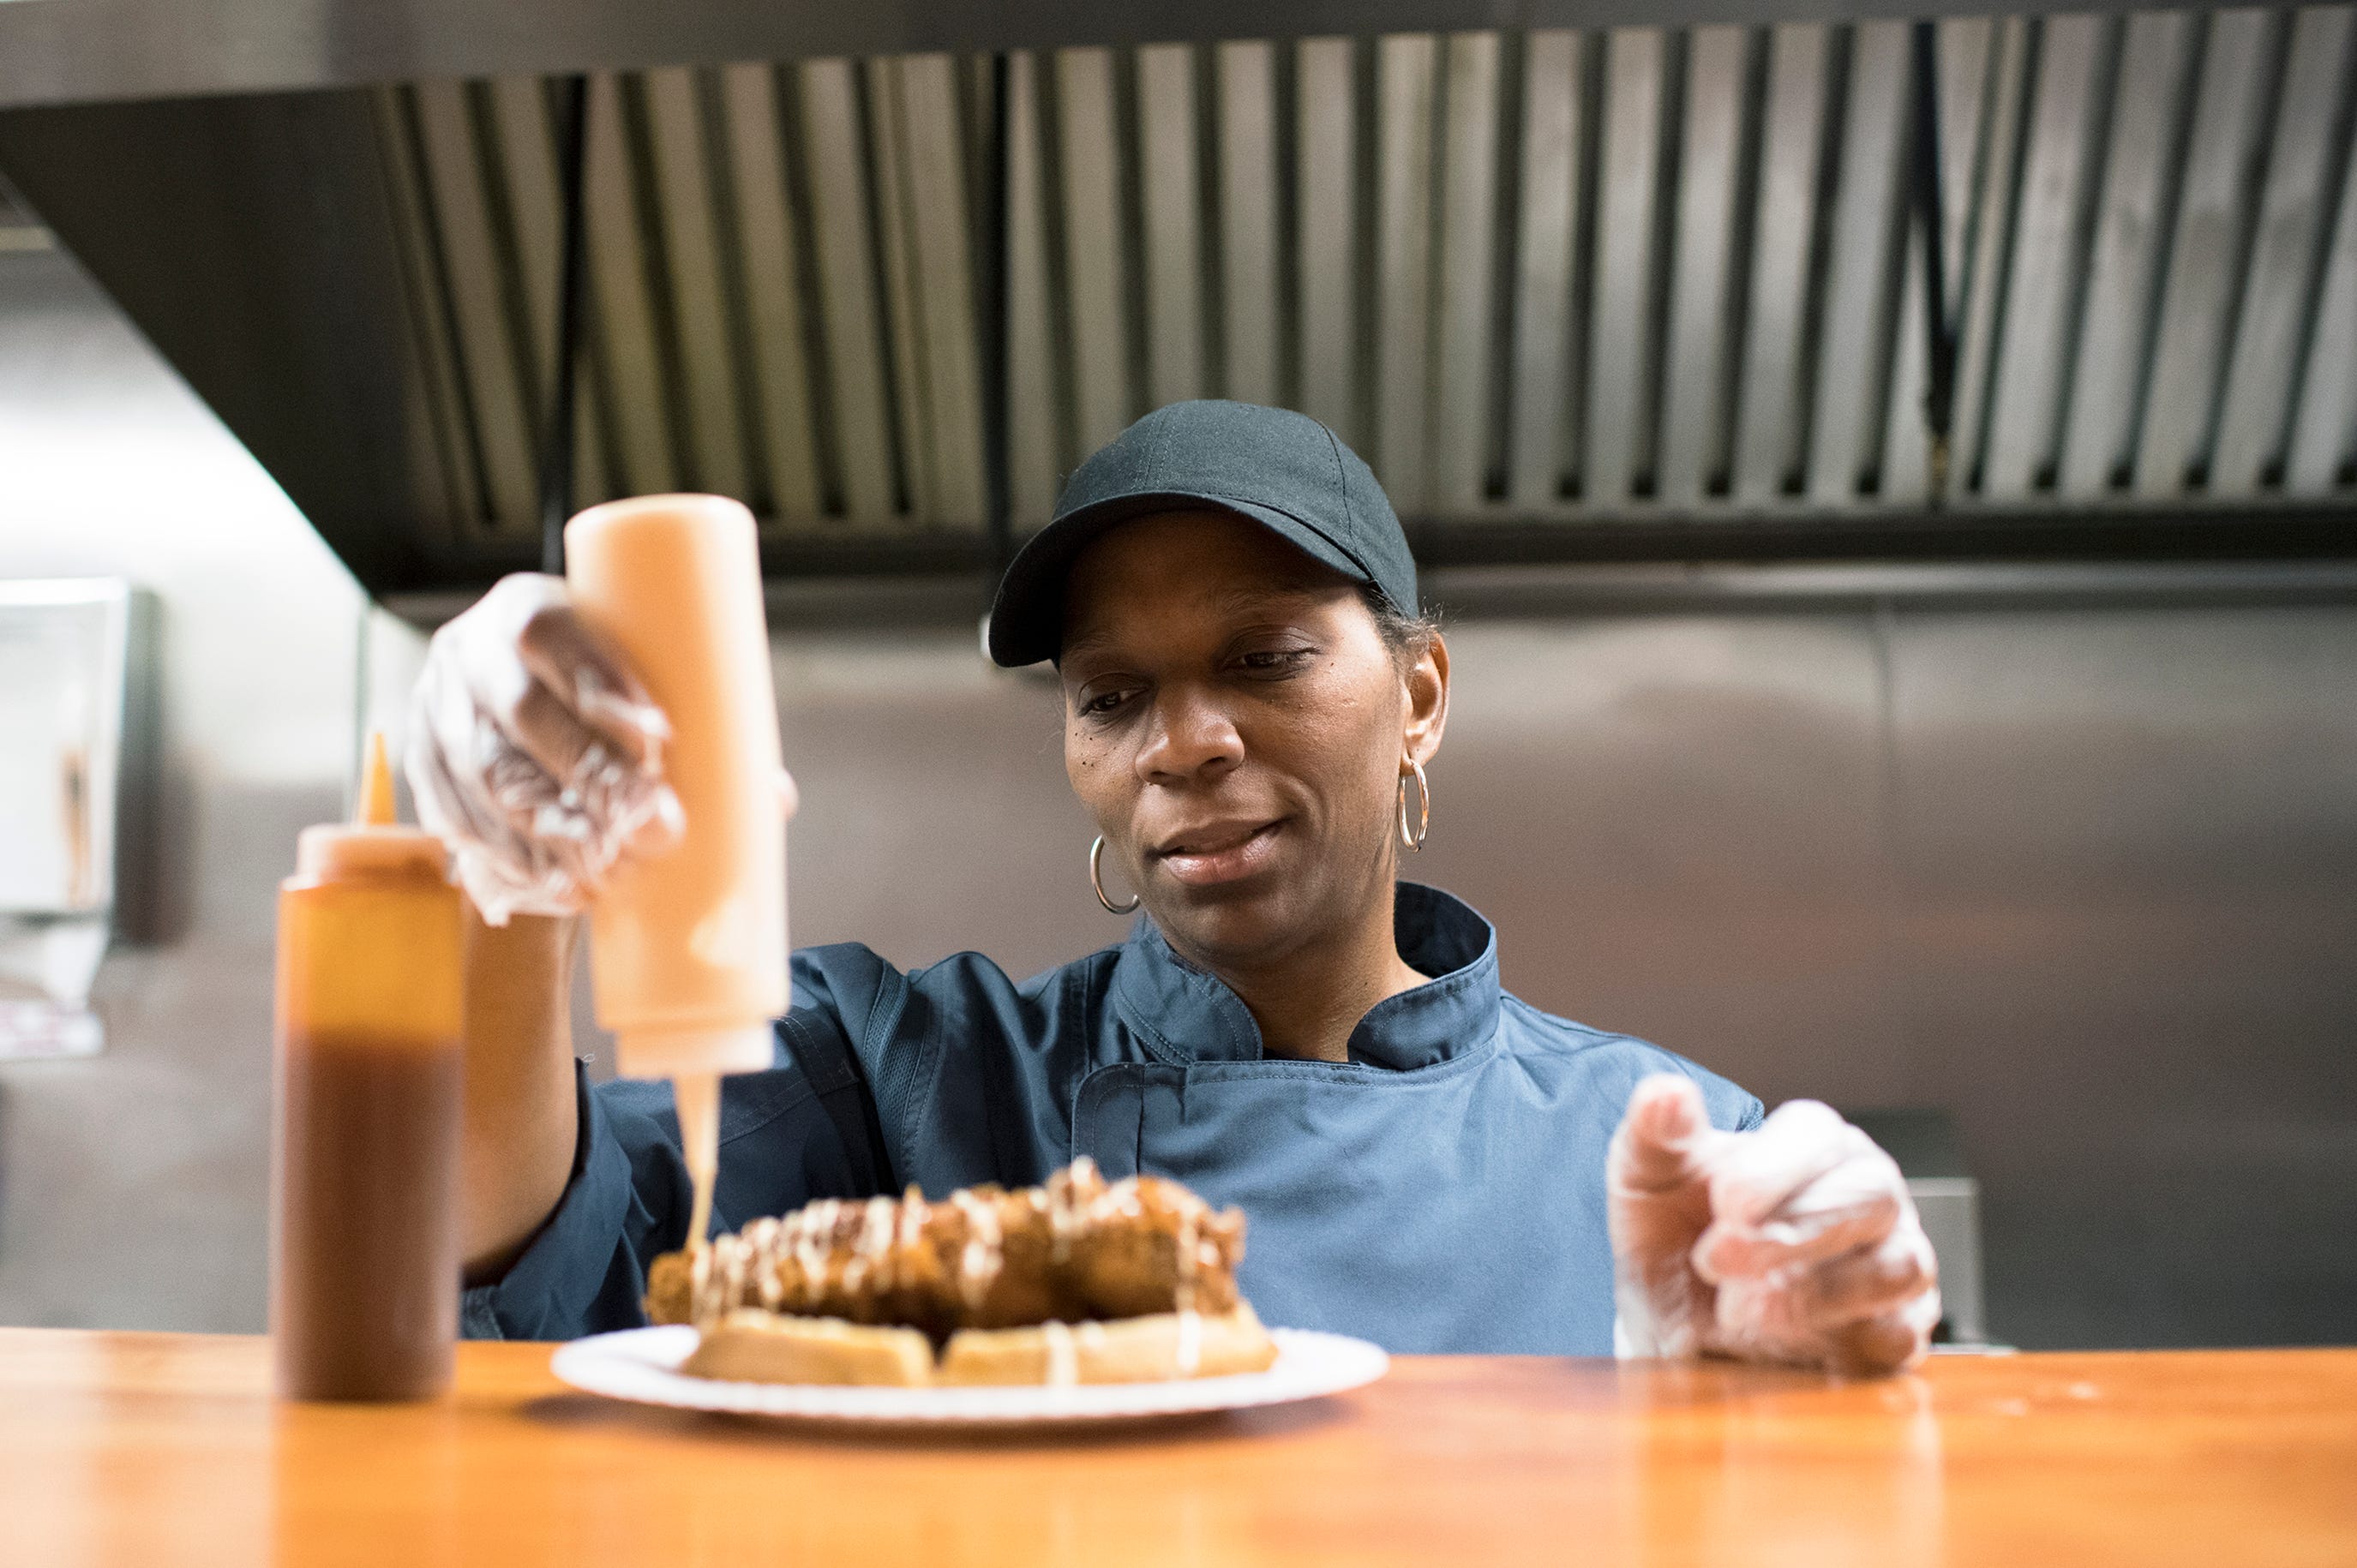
[1154, 820, 1285, 887]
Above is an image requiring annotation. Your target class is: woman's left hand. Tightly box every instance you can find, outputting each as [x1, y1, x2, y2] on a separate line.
[1606, 1074, 1941, 1377]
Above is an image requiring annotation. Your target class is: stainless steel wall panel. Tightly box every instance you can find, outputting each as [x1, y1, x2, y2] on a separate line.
[409, 81, 538, 531]
[1807, 20, 1910, 505]
[1589, 27, 1668, 506]
[718, 63, 823, 522]
[867, 54, 987, 529]
[1138, 43, 1207, 410]
[1295, 38, 1362, 446]
[643, 65, 750, 503]
[2135, 9, 2281, 494]
[0, 247, 383, 1333]
[1880, 603, 2357, 1348]
[1055, 47, 1133, 457]
[1947, 16, 2031, 495]
[1506, 29, 1585, 509]
[1734, 24, 1831, 506]
[1882, 16, 1995, 504]
[1424, 612, 1913, 1104]
[2210, 5, 2357, 494]
[2287, 122, 2357, 494]
[898, 55, 987, 530]
[1375, 33, 1440, 509]
[1431, 31, 1503, 512]
[580, 70, 675, 498]
[1003, 50, 1064, 528]
[1659, 25, 1748, 509]
[2060, 11, 2195, 499]
[488, 75, 612, 509]
[371, 86, 479, 534]
[488, 80, 557, 462]
[797, 57, 898, 524]
[1215, 41, 1280, 410]
[862, 57, 935, 522]
[1981, 14, 2107, 500]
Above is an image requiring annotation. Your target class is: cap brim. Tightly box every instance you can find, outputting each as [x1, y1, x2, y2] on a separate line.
[985, 492, 1372, 667]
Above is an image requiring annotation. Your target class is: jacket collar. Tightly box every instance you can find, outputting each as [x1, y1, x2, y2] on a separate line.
[1109, 882, 1502, 1071]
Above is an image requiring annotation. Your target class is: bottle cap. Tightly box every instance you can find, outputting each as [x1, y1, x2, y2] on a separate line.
[614, 1024, 774, 1078]
[357, 729, 397, 825]
[293, 730, 447, 881]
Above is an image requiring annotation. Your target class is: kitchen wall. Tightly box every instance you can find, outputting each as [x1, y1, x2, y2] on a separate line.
[4, 242, 2353, 1349]
[0, 242, 363, 1332]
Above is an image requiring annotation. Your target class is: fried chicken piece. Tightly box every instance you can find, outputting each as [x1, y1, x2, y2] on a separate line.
[644, 1158, 1249, 1334]
[1059, 1164, 1245, 1320]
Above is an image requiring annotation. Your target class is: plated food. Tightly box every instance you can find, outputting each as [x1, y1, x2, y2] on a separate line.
[644, 1158, 1280, 1388]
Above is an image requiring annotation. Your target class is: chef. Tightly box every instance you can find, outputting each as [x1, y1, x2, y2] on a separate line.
[413, 399, 1940, 1374]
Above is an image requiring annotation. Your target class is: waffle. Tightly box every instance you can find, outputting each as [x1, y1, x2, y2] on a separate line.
[647, 1159, 1278, 1387]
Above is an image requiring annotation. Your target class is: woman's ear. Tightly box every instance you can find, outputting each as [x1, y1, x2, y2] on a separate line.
[1403, 631, 1449, 767]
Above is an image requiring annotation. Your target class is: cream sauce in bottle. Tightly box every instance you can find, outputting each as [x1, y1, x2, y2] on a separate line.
[565, 495, 789, 1255]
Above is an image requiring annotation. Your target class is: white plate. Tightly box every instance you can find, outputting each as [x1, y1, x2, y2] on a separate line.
[550, 1324, 1388, 1426]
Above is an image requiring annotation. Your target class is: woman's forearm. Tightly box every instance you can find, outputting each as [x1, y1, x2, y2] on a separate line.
[459, 907, 581, 1281]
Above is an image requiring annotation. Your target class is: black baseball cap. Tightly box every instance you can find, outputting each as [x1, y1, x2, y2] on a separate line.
[985, 399, 1421, 668]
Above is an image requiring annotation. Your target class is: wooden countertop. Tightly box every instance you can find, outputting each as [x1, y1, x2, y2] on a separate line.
[3, 1329, 2352, 1565]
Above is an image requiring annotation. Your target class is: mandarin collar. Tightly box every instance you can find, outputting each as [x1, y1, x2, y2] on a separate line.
[1109, 882, 1502, 1070]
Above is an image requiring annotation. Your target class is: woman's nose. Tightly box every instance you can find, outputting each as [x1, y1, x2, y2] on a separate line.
[1135, 686, 1244, 784]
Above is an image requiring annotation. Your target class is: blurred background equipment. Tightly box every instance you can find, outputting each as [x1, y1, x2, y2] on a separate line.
[0, 579, 146, 1060]
[1848, 1109, 1987, 1347]
[0, 3, 2351, 1350]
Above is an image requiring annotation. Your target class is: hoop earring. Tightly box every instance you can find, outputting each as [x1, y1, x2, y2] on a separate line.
[1089, 835, 1141, 914]
[1398, 757, 1430, 853]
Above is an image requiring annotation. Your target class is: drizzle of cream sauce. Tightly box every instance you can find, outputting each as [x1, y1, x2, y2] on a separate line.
[674, 1071, 721, 1264]
[841, 1194, 897, 1296]
[789, 1198, 843, 1306]
[1042, 1320, 1078, 1388]
[1173, 1205, 1202, 1373]
[896, 1184, 929, 1266]
[951, 1190, 1005, 1308]
[1045, 1158, 1099, 1263]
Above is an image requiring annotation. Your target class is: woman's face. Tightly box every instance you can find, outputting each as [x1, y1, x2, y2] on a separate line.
[1059, 510, 1448, 973]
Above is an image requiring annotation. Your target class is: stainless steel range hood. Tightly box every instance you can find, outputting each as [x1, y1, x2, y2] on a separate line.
[0, 0, 2152, 111]
[2, 3, 2352, 606]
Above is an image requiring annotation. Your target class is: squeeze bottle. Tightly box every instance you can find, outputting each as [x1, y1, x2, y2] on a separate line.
[564, 494, 787, 1248]
[271, 732, 464, 1400]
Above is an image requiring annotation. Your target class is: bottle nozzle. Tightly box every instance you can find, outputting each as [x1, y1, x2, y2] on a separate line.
[357, 731, 397, 827]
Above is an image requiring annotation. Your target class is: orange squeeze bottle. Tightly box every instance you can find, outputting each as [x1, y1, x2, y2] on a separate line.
[271, 732, 465, 1400]
[564, 494, 788, 1250]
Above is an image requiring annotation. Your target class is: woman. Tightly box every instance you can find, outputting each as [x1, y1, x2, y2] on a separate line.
[412, 400, 1939, 1375]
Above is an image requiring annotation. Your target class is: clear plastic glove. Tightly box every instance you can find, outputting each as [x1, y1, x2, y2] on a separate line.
[1608, 1074, 1941, 1378]
[404, 572, 683, 925]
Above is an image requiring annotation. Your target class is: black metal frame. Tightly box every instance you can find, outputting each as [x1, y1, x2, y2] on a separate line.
[537, 75, 591, 575]
[395, 500, 2357, 603]
[1405, 504, 2357, 571]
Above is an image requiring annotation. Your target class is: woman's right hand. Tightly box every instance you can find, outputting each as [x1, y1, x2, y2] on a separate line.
[405, 572, 682, 925]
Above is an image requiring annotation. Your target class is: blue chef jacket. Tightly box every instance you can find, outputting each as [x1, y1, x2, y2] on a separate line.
[461, 883, 1761, 1353]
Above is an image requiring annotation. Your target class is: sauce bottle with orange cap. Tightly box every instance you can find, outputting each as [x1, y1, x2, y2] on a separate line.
[270, 733, 465, 1401]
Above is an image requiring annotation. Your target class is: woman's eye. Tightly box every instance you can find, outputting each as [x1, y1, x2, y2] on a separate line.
[1079, 689, 1131, 716]
[1235, 648, 1312, 674]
